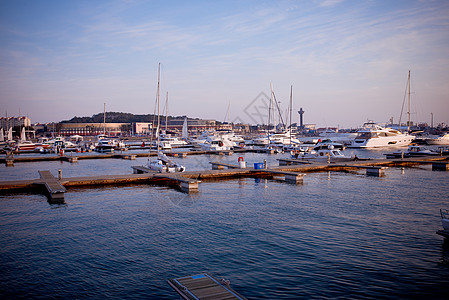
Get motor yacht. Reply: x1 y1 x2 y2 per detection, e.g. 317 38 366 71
384 145 439 159
157 134 188 150
301 146 353 162
349 122 415 148
426 133 449 145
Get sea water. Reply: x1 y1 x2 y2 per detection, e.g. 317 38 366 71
0 150 448 299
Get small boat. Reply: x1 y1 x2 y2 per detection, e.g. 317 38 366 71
301 145 353 162
147 151 185 173
157 134 188 150
313 139 345 150
199 136 233 151
426 133 449 145
95 139 115 153
146 63 185 173
384 145 439 159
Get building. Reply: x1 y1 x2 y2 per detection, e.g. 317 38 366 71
0 116 31 129
53 123 131 136
161 119 217 132
133 122 153 135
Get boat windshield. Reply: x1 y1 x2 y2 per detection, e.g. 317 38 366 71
332 150 343 156
355 132 377 139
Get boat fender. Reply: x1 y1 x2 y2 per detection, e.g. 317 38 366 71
59 149 64 156
218 141 224 147
238 156 244 162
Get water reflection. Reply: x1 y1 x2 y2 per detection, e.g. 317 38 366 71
440 238 449 265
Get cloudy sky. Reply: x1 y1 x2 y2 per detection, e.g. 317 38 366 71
1 0 448 128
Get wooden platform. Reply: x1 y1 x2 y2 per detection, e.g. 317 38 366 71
209 162 240 170
131 166 199 193
1 156 448 198
38 170 67 202
277 158 312 166
168 272 246 300
254 168 306 184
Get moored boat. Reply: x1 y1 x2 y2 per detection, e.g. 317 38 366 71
301 145 353 162
426 133 449 145
349 122 415 148
384 145 440 159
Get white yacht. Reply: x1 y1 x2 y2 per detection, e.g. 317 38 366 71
426 133 449 145
157 134 188 150
349 122 415 148
384 145 439 159
301 146 353 162
199 136 233 151
148 151 185 173
249 130 300 148
319 129 357 145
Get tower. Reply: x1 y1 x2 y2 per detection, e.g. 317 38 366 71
298 107 305 128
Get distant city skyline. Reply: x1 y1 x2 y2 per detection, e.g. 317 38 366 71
1 0 448 128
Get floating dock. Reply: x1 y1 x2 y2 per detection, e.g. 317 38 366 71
0 156 448 200
168 272 246 300
37 170 67 202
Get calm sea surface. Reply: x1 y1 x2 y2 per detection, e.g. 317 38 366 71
1 149 449 299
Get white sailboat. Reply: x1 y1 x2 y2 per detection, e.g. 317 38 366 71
181 117 188 140
7 128 13 141
147 63 185 173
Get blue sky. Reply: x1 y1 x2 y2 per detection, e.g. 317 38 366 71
1 0 448 128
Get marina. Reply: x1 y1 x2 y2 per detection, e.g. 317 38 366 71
2 1 449 298
1 150 448 299
1 152 448 197
1 118 449 299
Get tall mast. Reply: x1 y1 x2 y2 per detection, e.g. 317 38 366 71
408 70 411 132
289 85 292 142
156 63 161 151
103 102 106 135
165 91 168 133
268 82 273 130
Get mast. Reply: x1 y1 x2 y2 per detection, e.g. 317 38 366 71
268 82 273 131
408 70 411 132
103 102 106 135
289 85 292 143
156 63 161 151
165 91 168 133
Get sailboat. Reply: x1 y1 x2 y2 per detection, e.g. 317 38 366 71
15 127 41 151
146 63 185 173
181 117 188 140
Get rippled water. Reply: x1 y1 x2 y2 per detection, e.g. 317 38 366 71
1 151 449 299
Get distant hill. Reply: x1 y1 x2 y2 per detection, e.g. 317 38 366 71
61 112 194 123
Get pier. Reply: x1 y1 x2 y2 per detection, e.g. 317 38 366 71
0 149 250 164
37 170 67 202
0 156 448 200
168 272 246 300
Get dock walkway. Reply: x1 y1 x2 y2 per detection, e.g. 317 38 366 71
168 272 246 300
0 156 448 198
37 170 67 202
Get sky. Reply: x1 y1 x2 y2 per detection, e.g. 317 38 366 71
0 0 448 128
